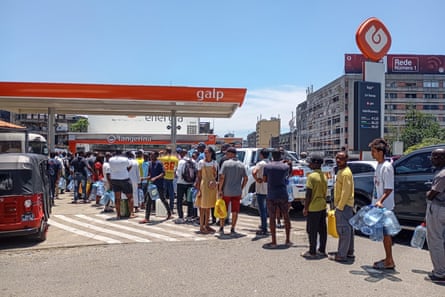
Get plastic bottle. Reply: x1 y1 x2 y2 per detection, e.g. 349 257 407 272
363 206 385 226
410 223 427 249
382 209 402 236
349 205 372 230
369 222 384 241
148 183 160 200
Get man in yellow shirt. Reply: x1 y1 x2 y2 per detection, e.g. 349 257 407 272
159 147 179 214
329 151 355 262
302 153 328 259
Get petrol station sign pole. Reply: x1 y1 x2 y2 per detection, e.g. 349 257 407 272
354 17 392 158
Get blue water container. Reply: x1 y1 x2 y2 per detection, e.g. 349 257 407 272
410 223 427 249
382 209 401 236
370 222 384 241
349 205 372 230
148 183 160 200
363 206 385 226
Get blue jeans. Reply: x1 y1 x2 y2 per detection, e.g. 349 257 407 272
74 173 87 201
164 179 175 212
257 194 268 231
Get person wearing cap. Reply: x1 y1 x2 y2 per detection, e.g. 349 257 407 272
301 152 328 259
218 147 248 235
159 146 179 215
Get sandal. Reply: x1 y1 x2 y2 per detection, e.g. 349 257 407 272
200 228 209 234
372 260 395 270
263 242 278 249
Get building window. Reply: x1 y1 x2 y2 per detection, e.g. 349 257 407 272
424 81 439 88
423 105 439 110
405 93 417 98
424 93 438 99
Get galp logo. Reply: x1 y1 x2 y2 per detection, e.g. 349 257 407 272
356 17 391 62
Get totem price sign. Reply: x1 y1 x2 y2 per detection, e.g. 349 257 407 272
353 81 381 151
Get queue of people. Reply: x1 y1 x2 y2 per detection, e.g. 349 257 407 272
48 139 444 283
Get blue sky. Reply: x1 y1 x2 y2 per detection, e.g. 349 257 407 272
1 0 444 139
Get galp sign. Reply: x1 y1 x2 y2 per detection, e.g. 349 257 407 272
196 88 224 101
356 17 391 62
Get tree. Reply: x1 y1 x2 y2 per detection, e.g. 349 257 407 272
70 118 89 132
400 109 440 149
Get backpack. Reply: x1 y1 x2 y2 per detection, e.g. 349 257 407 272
182 159 197 183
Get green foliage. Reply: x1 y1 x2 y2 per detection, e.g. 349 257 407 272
404 138 445 154
400 109 441 149
70 118 89 132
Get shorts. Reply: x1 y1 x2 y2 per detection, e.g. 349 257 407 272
222 195 241 213
266 199 289 220
111 179 133 195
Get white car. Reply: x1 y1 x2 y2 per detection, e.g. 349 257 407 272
289 164 335 206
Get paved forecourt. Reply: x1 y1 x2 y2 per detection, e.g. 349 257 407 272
27 191 307 249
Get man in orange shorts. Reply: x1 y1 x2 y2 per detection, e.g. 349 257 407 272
218 147 248 235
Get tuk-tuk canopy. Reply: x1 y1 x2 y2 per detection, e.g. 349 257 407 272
0 153 48 196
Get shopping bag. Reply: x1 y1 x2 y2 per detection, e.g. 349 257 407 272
327 209 339 238
214 198 227 219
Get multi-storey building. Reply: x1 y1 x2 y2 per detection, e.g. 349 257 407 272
296 54 445 157
255 117 280 148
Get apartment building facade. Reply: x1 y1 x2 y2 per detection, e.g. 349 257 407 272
296 54 445 157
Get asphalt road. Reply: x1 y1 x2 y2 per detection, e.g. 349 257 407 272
0 192 443 296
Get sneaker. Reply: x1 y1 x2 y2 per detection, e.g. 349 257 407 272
425 274 445 282
317 250 328 258
219 227 224 235
301 251 317 259
174 218 185 224
256 230 268 236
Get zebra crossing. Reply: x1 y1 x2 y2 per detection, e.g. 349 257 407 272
48 211 305 246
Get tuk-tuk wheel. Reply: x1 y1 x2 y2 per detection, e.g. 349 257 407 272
34 220 48 242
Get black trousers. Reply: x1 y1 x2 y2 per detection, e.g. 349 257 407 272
306 209 327 254
144 186 170 220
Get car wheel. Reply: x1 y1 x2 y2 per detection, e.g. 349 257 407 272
291 201 304 211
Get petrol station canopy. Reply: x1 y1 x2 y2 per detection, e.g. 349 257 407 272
0 82 247 118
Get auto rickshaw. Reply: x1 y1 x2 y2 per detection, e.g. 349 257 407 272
0 153 51 241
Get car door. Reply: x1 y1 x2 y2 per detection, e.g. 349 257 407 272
393 151 433 223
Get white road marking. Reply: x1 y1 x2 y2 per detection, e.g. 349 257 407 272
49 219 121 244
53 215 150 243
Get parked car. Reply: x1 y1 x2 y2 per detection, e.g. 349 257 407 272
289 164 335 210
215 147 302 209
351 144 445 229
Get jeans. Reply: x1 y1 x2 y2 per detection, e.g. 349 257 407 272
306 209 327 254
49 176 57 202
256 194 268 231
164 179 175 212
176 183 193 219
74 173 87 201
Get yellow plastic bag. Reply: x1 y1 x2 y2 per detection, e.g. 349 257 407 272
327 209 339 238
214 198 227 219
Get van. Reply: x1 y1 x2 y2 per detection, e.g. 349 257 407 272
0 132 49 155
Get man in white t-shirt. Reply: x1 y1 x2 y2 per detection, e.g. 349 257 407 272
252 148 269 235
369 138 395 270
109 151 135 219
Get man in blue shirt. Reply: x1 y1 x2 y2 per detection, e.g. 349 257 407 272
263 149 292 248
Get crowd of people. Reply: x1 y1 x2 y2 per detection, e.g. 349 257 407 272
46 138 445 282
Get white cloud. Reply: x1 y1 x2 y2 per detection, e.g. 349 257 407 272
204 85 307 139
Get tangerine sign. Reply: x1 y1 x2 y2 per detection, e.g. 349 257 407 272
356 17 391 62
